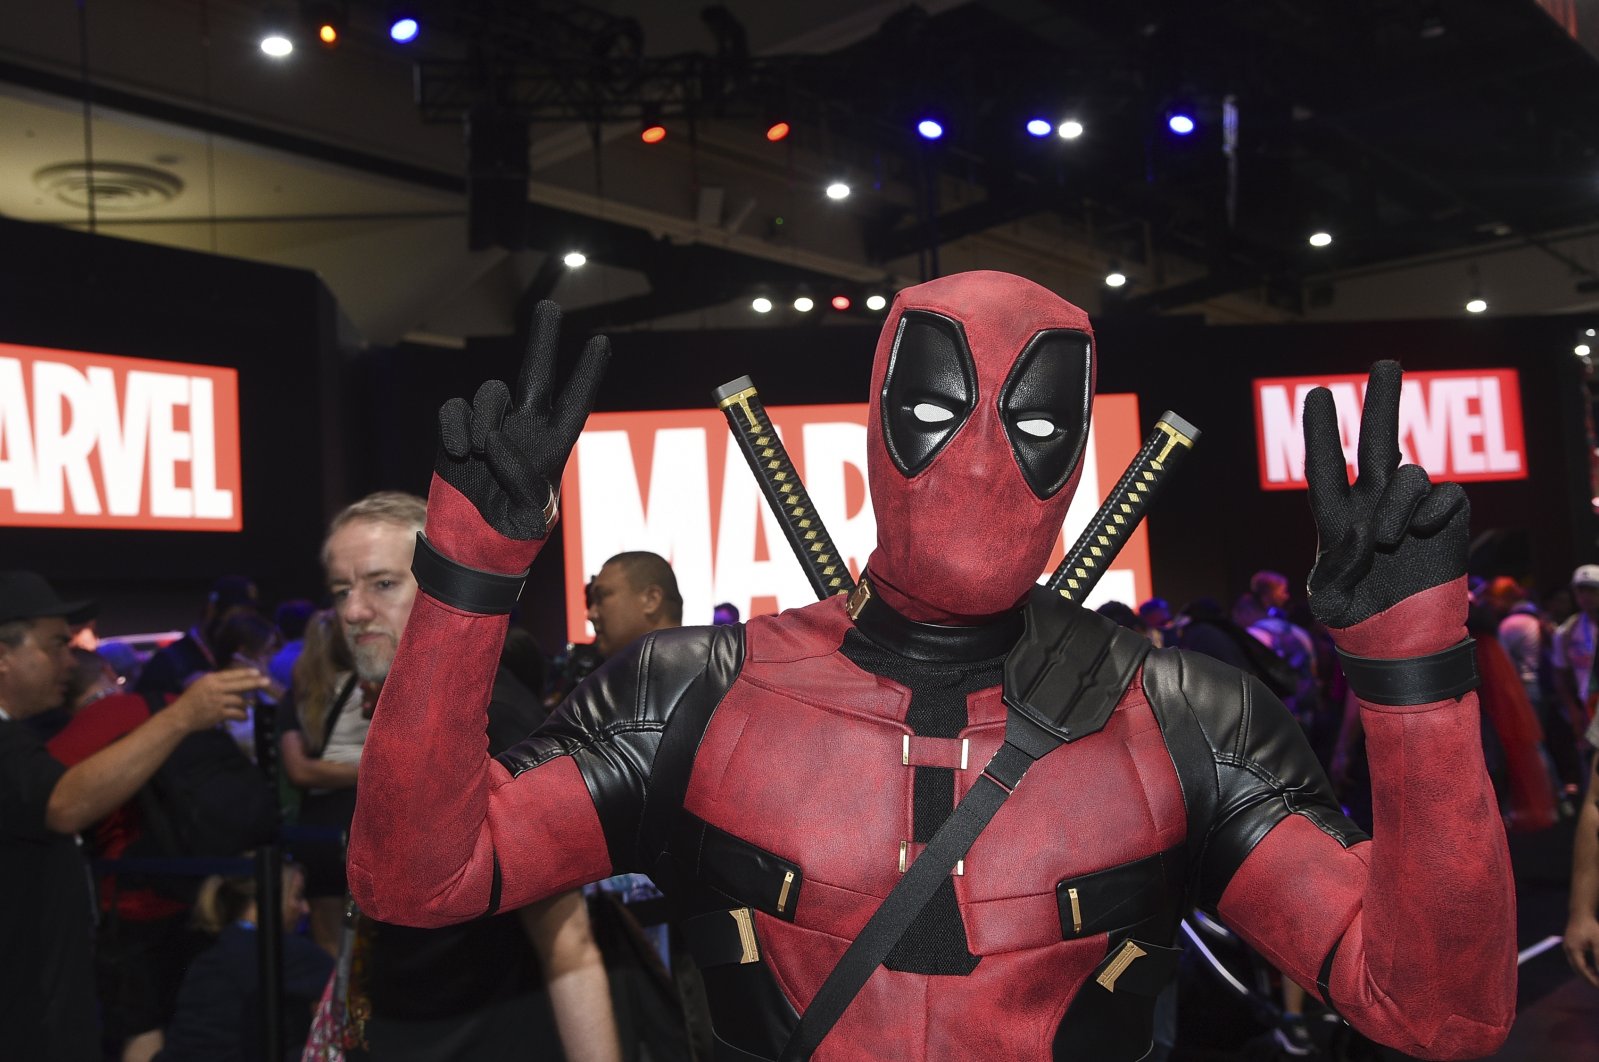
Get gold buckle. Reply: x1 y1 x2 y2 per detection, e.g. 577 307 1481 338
846 578 873 620
1095 939 1148 992
1067 887 1083 934
729 908 760 964
776 870 795 913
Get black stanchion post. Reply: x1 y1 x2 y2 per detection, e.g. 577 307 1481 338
254 698 284 1061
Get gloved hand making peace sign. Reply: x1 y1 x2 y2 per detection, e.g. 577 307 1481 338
1302 360 1477 700
433 301 611 541
415 301 611 611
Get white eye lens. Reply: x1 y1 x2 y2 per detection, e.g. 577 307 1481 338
913 402 955 424
1017 418 1054 438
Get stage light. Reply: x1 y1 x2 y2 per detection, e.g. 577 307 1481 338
1587 328 1596 337
641 103 666 144
917 119 944 140
1577 344 1592 357
866 294 887 311
563 251 586 268
389 16 419 43
1308 231 1333 247
318 23 338 44
794 296 815 312
831 295 852 311
1105 271 1127 288
1465 298 1488 314
306 2 344 47
766 121 790 142
752 297 773 314
260 32 294 57
1057 120 1084 140
1026 119 1052 137
1168 113 1195 135
825 182 850 200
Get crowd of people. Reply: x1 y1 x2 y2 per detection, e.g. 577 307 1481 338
5 512 1598 1061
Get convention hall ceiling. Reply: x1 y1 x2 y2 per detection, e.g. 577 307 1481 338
3 0 1599 345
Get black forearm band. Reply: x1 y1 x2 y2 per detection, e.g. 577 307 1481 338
1336 638 1478 706
411 532 528 615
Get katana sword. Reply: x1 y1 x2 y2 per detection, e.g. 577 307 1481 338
714 375 857 599
1046 410 1200 603
715 374 1198 606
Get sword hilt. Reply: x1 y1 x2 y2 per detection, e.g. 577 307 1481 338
1048 411 1200 603
715 376 857 599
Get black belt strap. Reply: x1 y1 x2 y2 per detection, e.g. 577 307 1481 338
411 532 528 615
1336 638 1478 706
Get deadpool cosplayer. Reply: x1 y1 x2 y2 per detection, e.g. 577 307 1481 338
348 271 1515 1060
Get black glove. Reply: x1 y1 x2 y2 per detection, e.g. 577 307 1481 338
1302 360 1469 630
435 301 610 540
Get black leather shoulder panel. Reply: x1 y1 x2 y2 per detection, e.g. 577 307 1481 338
495 623 745 871
1141 646 1368 912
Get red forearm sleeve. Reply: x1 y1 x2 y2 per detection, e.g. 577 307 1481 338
346 476 613 927
1218 582 1516 1060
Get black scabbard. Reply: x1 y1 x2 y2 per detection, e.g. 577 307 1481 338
1048 411 1200 604
714 376 857 599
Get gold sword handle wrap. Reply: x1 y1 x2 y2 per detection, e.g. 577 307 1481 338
714 375 857 600
1046 411 1200 603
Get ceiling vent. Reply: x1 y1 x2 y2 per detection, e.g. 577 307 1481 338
33 162 183 212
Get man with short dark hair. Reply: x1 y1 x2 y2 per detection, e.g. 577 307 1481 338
0 570 265 1061
586 550 684 658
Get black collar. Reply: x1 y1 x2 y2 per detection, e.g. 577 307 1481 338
845 575 1024 663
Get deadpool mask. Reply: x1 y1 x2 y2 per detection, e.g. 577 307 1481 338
863 271 1096 624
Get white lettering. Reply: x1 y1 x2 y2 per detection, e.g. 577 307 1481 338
31 361 102 515
575 428 714 630
139 371 193 517
1400 378 1447 473
1477 378 1522 473
713 431 813 619
800 422 877 584
1440 378 1486 475
1258 384 1301 485
187 377 233 519
0 358 44 512
99 369 151 517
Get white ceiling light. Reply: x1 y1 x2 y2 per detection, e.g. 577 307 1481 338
260 34 294 58
1465 298 1488 314
865 294 887 311
825 182 851 200
562 251 586 268
751 296 773 313
794 296 815 312
1104 271 1127 288
1057 120 1084 140
1308 231 1333 247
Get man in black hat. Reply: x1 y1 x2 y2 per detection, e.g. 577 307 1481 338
0 570 268 1061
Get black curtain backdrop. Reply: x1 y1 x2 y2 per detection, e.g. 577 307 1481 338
0 219 344 633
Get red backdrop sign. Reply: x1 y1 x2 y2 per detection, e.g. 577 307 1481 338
560 395 1151 642
0 343 242 530
1254 369 1527 491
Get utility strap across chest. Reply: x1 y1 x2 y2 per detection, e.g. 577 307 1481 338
778 603 1148 1061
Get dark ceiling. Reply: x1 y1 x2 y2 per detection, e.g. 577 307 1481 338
374 0 1599 324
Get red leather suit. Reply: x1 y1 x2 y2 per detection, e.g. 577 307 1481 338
348 272 1515 1060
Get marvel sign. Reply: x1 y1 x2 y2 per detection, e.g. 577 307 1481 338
559 396 1151 641
1254 369 1527 492
0 343 242 530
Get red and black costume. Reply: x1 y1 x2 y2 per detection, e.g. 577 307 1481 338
349 271 1516 1060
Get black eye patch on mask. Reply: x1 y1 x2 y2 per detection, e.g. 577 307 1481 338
996 330 1093 499
880 310 978 477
